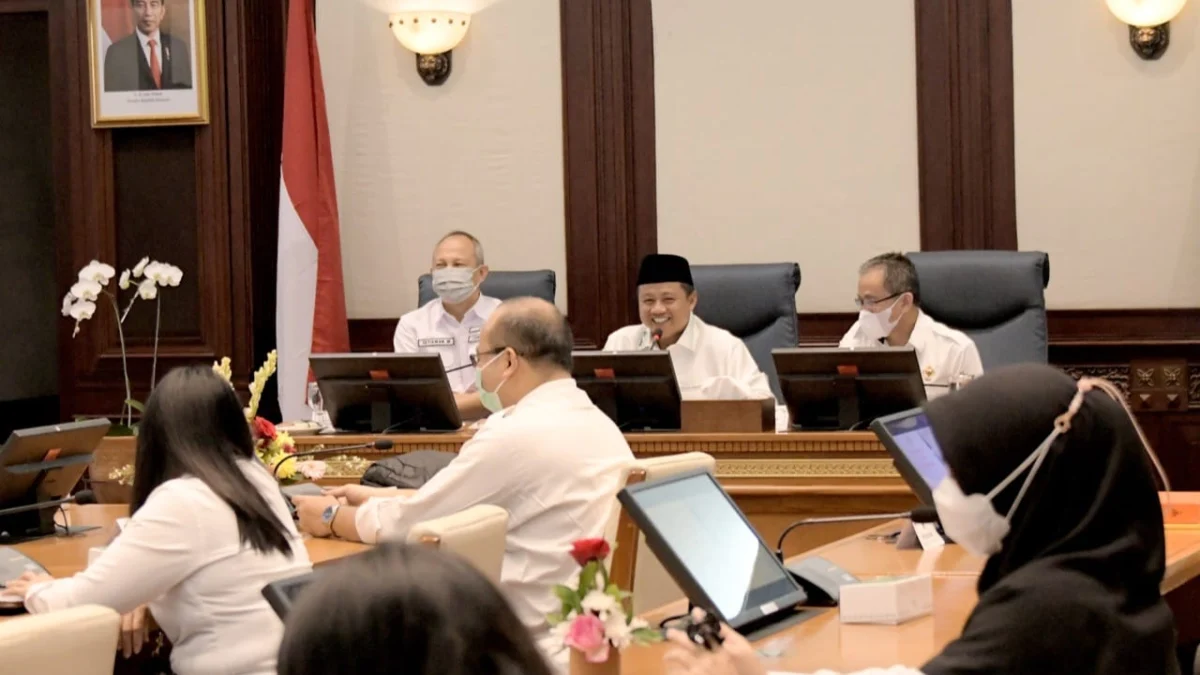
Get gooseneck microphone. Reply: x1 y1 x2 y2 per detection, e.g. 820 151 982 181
651 328 663 349
272 439 395 480
774 506 938 562
0 490 96 518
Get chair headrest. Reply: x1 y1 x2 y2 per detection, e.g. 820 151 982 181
906 251 1049 328
417 270 556 307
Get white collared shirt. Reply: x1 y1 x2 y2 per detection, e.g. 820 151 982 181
354 378 634 641
25 460 312 675
393 295 501 393
135 29 164 77
839 309 984 399
602 314 775 402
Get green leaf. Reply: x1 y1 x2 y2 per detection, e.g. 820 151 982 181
546 611 564 626
553 585 582 615
578 561 599 597
125 398 145 413
631 627 664 644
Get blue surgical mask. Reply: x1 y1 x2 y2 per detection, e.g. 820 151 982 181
475 352 510 413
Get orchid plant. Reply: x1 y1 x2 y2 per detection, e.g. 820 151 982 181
62 258 183 430
548 538 661 664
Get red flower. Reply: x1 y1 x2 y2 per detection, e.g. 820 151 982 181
252 417 277 441
570 538 611 567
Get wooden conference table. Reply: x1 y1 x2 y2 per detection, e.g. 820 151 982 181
11 498 1200 672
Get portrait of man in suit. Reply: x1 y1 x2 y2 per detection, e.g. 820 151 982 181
103 0 192 92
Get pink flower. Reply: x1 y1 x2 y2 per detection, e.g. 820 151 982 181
296 460 327 481
564 613 609 663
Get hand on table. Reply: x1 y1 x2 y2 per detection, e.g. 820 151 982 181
321 484 398 506
663 610 766 675
2 571 54 598
119 605 150 658
292 495 339 538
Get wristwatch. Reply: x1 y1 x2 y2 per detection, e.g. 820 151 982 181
321 503 340 537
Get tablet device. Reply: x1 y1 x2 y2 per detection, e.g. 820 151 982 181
618 470 809 634
870 407 950 505
262 573 316 619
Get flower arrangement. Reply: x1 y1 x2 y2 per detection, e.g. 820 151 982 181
62 258 183 430
548 538 660 666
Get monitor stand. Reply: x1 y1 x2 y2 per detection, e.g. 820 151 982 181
834 374 861 430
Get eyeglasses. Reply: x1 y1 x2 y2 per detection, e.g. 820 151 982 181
854 292 902 310
469 346 509 368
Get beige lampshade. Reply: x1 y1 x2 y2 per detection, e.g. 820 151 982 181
1106 0 1187 26
389 11 470 55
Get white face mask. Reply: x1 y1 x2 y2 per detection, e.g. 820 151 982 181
432 266 479 304
857 298 904 342
932 377 1171 558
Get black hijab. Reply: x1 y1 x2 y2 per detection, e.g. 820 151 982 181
920 364 1178 675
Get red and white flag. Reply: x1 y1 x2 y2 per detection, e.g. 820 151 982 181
277 0 349 421
98 0 134 51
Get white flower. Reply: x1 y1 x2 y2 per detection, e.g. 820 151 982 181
68 300 96 321
628 617 648 631
132 257 149 278
69 280 102 301
61 293 74 317
118 269 131 290
296 460 327 481
581 590 618 618
550 617 572 645
136 278 158 300
143 261 181 287
77 260 115 284
604 609 634 650
161 264 183 287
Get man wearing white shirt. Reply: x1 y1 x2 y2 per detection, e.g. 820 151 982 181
295 298 634 658
393 231 500 420
839 252 983 398
604 253 774 402
104 0 193 92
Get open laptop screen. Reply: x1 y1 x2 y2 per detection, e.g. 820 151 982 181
619 471 806 629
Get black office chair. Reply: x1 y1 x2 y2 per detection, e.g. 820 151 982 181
416 270 556 307
905 251 1051 369
689 263 802 400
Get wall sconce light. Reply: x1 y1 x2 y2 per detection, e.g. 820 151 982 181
388 11 471 86
1107 0 1187 60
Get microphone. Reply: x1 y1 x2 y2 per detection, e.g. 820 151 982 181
650 328 663 350
774 506 938 561
0 490 96 518
445 363 473 374
272 439 395 480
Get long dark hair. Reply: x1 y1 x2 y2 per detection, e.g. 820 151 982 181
278 543 554 675
133 365 293 558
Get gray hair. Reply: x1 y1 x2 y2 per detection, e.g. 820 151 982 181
492 298 573 371
859 252 921 304
437 230 485 266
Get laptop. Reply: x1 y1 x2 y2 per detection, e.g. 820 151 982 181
869 407 951 505
618 470 817 637
262 573 317 619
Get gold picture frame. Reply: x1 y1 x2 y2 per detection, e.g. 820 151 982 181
86 0 210 128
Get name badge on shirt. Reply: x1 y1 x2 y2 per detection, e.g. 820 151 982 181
467 326 482 344
418 337 455 348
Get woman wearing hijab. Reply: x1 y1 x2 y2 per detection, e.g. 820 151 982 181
664 364 1179 675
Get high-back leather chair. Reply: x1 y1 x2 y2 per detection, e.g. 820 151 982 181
905 251 1051 368
689 263 801 399
417 270 556 307
0 605 120 675
606 452 717 615
407 504 509 586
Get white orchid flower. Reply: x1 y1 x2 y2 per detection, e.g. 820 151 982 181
77 260 115 284
61 293 74 317
118 269 131 290
69 280 102 301
142 261 163 283
68 299 96 337
161 264 183 287
132 257 149 278
137 278 158 300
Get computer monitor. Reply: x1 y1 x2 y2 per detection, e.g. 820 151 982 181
0 419 110 541
772 347 926 430
262 572 316 619
571 351 682 431
310 354 461 433
618 470 810 634
870 407 950 505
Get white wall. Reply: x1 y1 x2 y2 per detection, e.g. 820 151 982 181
1014 0 1200 309
652 0 920 313
317 0 566 318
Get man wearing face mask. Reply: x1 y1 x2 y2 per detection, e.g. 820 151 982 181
839 253 982 397
296 297 634 664
604 254 774 401
393 231 499 419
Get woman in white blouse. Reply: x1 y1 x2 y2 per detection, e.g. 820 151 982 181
5 365 312 675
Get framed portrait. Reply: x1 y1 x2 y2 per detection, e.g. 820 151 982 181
87 0 209 127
